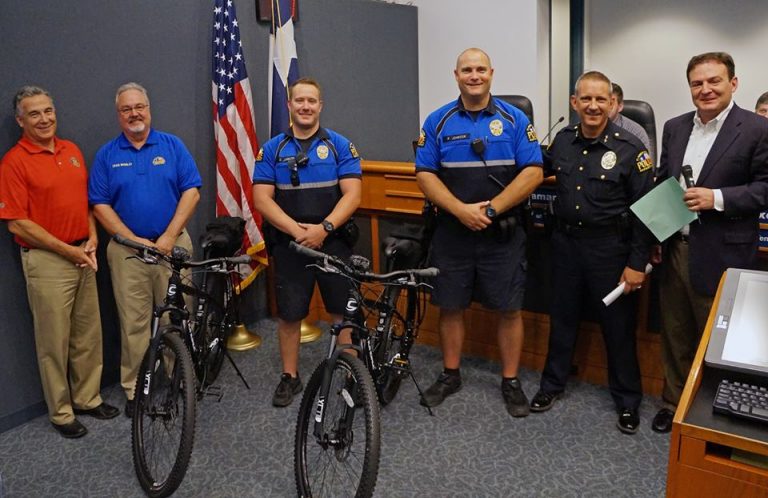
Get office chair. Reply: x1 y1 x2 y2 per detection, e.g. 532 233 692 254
496 95 534 126
621 99 657 165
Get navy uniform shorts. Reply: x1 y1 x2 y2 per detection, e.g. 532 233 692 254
272 236 353 322
429 219 527 311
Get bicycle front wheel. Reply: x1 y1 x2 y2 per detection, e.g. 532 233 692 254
132 328 197 498
295 353 381 498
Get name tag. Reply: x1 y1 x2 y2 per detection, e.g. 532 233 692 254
444 133 469 142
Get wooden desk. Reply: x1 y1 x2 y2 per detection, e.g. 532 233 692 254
667 277 768 497
307 160 664 396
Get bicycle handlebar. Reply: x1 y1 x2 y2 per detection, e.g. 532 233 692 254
112 234 253 268
289 241 439 280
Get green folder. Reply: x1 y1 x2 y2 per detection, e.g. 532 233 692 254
630 177 698 242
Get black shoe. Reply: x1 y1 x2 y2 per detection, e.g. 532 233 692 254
420 372 462 407
74 403 120 420
51 419 88 439
617 408 640 434
652 408 674 433
272 373 303 407
501 378 530 417
124 399 134 418
530 390 561 412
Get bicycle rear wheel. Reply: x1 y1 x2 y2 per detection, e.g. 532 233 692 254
197 273 230 386
373 292 410 405
295 353 381 498
132 328 196 498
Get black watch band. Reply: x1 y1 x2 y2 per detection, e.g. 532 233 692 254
322 220 335 233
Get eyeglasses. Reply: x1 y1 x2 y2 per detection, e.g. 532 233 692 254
118 104 149 116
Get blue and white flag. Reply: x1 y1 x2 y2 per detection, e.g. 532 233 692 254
268 0 299 137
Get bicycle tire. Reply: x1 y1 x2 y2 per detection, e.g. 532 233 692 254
295 353 381 498
132 328 197 498
197 273 229 386
373 298 409 406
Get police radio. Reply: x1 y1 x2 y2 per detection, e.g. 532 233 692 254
471 137 505 191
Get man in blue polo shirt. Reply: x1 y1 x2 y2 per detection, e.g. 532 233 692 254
253 78 362 407
89 82 202 416
415 48 543 417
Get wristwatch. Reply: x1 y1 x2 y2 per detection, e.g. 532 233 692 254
485 204 497 220
322 220 335 233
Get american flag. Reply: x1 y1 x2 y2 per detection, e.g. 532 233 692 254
212 0 267 288
268 0 299 137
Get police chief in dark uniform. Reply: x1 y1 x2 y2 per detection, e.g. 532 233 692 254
415 48 544 417
253 78 362 407
529 71 654 434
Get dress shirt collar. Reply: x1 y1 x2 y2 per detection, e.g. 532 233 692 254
693 99 734 131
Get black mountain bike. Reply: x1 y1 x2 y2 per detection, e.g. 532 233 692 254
290 241 437 498
113 234 252 498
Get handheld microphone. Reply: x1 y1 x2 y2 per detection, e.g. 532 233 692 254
541 116 565 144
681 165 695 189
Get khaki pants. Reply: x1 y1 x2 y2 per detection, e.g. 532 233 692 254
21 248 104 425
107 231 193 399
659 238 714 406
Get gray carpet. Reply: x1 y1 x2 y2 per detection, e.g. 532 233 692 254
0 318 669 497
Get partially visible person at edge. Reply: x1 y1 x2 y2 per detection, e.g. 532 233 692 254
609 82 655 162
415 48 544 417
252 78 362 407
88 82 202 418
0 85 119 438
651 52 768 433
529 71 654 435
755 91 768 118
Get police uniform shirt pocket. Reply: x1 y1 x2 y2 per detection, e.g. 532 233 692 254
587 166 622 201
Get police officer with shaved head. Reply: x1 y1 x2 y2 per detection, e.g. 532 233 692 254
415 48 544 417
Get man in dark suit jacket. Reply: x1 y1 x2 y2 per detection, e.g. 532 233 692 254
652 52 768 433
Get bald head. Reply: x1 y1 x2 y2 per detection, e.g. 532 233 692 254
456 48 492 70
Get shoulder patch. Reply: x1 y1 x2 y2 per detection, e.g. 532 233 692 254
526 123 538 142
636 150 653 173
256 147 264 162
417 129 426 147
349 142 360 159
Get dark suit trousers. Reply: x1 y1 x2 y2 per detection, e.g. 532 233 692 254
540 230 643 410
659 238 714 406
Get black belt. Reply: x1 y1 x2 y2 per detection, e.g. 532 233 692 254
555 220 621 238
21 238 88 252
148 231 184 243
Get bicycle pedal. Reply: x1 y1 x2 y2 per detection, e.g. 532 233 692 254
202 385 224 402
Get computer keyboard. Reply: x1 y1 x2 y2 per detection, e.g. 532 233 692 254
713 379 768 424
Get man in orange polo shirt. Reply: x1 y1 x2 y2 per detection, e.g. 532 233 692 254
0 86 118 438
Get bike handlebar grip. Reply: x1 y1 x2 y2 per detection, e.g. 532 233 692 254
289 241 326 260
113 233 147 251
418 267 440 278
230 255 255 265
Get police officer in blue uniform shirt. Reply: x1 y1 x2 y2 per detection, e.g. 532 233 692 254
253 78 362 407
415 48 544 417
529 71 654 434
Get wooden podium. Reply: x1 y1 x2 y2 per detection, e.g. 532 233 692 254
667 275 768 497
